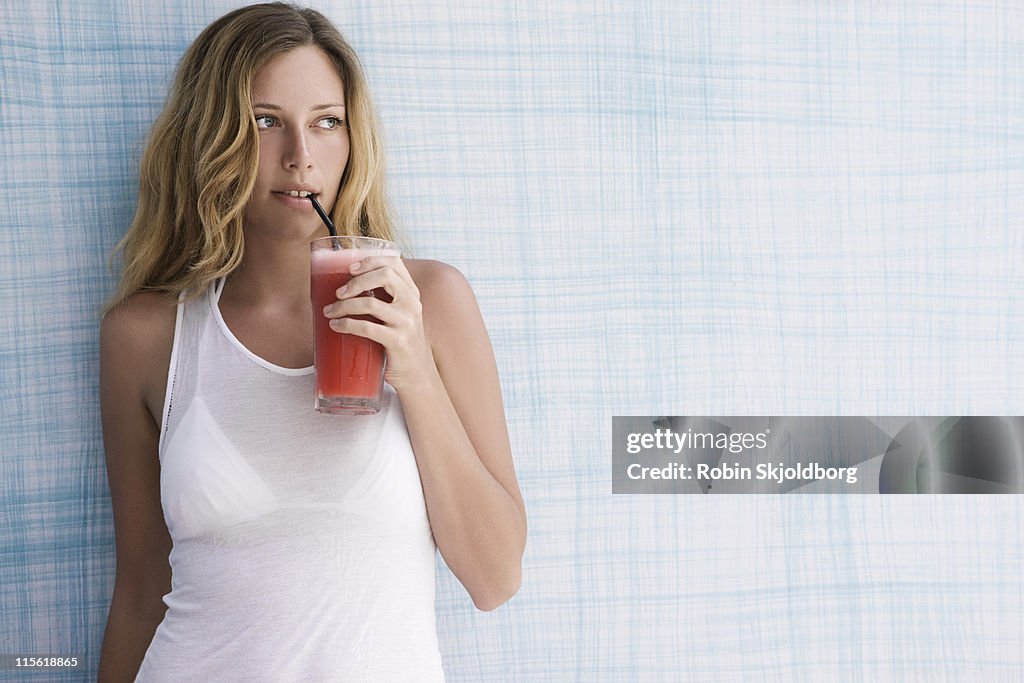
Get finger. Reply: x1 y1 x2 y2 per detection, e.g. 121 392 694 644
389 256 417 291
337 263 414 302
351 255 416 291
328 316 395 346
323 295 399 324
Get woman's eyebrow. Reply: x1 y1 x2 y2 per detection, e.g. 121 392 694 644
252 102 345 111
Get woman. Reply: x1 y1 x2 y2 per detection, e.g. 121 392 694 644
97 4 526 680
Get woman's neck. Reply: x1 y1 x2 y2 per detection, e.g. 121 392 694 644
220 234 313 314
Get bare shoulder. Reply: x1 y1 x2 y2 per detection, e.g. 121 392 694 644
101 290 179 359
403 258 470 292
101 290 179 425
102 290 179 329
402 259 478 345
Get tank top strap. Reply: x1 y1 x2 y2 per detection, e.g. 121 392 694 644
157 289 188 456
158 282 218 460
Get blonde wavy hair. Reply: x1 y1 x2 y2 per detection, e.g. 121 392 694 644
105 2 403 312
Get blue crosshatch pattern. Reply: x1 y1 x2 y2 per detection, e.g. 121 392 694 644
1 1 1022 680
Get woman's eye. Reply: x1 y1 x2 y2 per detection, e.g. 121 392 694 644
254 114 277 129
317 117 345 130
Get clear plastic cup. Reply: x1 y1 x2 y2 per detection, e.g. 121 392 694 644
310 236 400 414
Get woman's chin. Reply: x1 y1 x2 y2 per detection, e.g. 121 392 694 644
243 217 322 243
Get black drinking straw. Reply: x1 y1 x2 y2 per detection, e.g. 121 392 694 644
308 195 340 248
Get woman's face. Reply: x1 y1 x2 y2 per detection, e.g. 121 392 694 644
243 45 350 240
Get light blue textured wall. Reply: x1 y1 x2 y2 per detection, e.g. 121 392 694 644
1 1 1021 680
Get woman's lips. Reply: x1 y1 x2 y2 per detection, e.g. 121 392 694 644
273 192 316 211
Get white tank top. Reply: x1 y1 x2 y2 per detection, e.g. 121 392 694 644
135 277 444 682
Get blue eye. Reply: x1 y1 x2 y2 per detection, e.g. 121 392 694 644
318 116 345 130
255 114 277 129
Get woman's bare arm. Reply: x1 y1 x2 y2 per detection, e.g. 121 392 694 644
324 258 527 610
396 262 527 610
97 293 177 682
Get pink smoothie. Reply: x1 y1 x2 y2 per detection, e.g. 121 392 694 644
310 247 397 408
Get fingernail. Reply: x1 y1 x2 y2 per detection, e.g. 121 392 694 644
337 285 347 296
350 261 361 272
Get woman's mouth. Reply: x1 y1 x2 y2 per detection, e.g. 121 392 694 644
273 191 318 210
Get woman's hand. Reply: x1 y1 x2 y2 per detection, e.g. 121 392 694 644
321 255 435 392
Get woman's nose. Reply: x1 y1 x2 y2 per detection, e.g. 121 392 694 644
283 127 314 170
